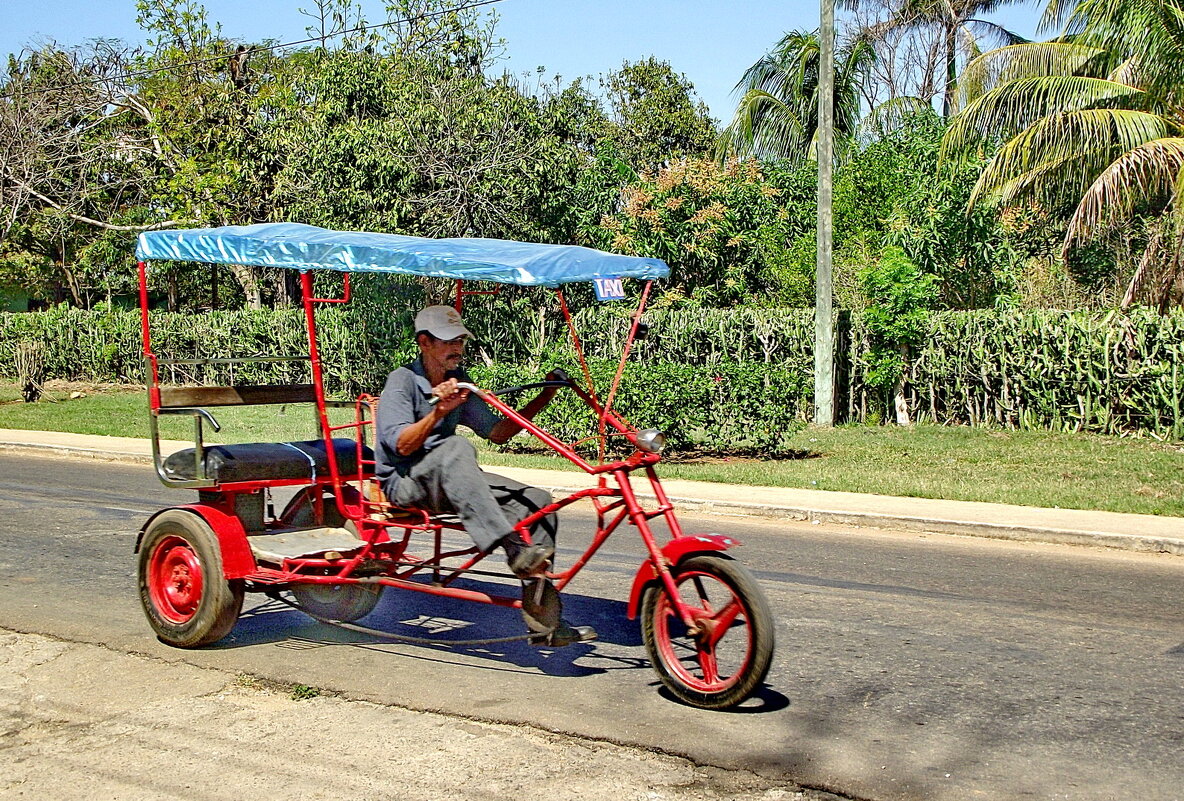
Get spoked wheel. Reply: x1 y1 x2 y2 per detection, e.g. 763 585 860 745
138 510 244 648
280 488 384 622
641 554 774 709
289 582 383 622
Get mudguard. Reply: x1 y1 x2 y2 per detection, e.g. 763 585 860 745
626 533 740 619
135 505 257 579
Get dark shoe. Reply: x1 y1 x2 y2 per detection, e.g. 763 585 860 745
529 621 598 648
502 534 554 578
520 578 596 647
521 577 562 633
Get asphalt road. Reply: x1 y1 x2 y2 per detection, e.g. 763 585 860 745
0 452 1181 801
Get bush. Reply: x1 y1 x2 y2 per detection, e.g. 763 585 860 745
470 359 809 456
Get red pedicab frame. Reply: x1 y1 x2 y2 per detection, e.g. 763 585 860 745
134 232 774 710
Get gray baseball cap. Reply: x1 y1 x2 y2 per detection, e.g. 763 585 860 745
414 305 473 340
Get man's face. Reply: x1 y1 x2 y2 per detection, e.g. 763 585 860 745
418 332 467 372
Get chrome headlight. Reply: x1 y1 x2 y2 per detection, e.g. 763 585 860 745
636 428 666 453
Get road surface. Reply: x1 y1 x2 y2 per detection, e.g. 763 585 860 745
0 453 1181 800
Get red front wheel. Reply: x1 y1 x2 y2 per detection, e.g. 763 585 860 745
138 510 244 648
641 554 774 709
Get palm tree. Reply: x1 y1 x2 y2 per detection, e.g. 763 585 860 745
942 0 1184 307
866 0 1029 116
718 30 873 162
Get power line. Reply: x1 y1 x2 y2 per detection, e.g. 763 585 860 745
0 0 508 102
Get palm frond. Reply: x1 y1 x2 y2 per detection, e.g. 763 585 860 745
718 89 808 160
732 30 819 102
861 97 939 138
957 42 1106 106
1121 221 1165 307
942 76 1144 164
1067 136 1184 243
1068 0 1184 53
1039 0 1079 36
962 18 1031 48
970 108 1170 206
1107 56 1144 87
721 28 868 162
983 151 1082 208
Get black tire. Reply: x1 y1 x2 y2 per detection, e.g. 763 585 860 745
279 486 345 528
138 509 244 648
641 553 774 710
279 487 384 621
290 582 383 622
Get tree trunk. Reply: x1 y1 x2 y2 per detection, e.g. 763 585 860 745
942 23 957 117
58 241 84 308
271 269 301 308
894 344 912 426
228 264 265 309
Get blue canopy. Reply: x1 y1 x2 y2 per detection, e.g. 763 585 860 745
136 223 669 287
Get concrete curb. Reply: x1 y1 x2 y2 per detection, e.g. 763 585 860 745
4 439 1182 557
533 488 1184 557
0 442 155 463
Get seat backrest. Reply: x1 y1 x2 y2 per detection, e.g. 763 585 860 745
158 384 318 408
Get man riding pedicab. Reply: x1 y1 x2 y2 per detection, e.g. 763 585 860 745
374 305 597 647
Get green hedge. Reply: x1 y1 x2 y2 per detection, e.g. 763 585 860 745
469 359 808 455
897 308 1184 437
3 303 1183 444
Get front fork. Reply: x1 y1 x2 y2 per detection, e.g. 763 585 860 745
617 469 740 632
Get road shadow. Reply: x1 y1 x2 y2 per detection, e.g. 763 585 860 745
220 578 647 679
655 683 791 714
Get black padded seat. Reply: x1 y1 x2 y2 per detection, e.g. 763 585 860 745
162 438 372 484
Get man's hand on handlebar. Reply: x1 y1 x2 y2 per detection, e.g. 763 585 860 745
432 377 470 414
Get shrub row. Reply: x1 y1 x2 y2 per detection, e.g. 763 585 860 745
3 304 1183 444
890 308 1184 437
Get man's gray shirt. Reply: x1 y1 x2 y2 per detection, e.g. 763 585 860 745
375 358 501 496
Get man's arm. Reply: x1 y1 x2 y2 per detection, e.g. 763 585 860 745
487 371 562 445
396 378 469 456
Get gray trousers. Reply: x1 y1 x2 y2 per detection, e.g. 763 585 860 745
387 436 557 553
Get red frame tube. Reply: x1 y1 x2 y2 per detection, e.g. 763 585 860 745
138 261 161 410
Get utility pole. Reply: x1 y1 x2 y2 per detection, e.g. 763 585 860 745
814 0 836 426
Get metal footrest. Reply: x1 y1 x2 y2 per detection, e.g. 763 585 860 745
249 526 364 562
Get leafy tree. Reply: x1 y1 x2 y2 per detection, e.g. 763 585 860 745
275 52 588 245
0 41 186 306
836 112 1024 308
601 57 717 173
859 245 938 423
718 30 873 163
132 0 306 306
588 156 816 306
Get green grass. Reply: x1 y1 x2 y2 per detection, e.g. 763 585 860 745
3 382 1183 517
0 383 351 443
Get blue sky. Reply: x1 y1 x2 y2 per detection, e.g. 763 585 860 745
2 0 1046 122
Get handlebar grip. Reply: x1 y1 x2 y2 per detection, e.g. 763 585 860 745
426 381 480 406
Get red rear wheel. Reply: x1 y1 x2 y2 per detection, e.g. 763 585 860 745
147 535 205 623
641 554 774 709
138 510 244 648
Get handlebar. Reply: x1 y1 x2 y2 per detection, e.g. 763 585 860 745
426 369 573 406
426 381 482 406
